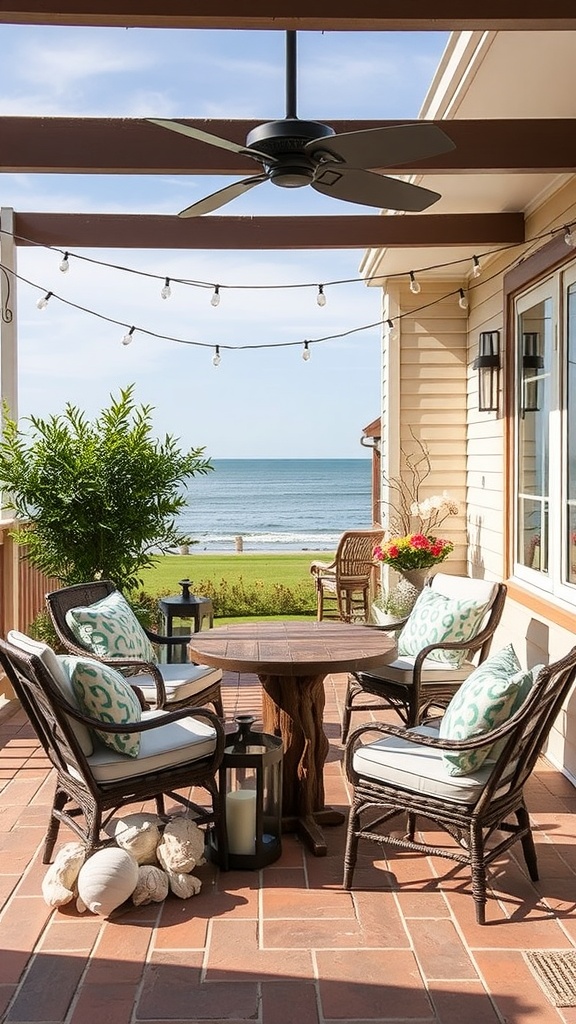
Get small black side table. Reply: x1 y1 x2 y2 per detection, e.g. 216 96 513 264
158 581 214 663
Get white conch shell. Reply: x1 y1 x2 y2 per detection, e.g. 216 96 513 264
156 817 205 873
42 842 86 907
131 864 169 906
77 848 139 916
168 871 202 899
113 813 163 865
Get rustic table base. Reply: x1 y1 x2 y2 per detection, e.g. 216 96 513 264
260 671 343 857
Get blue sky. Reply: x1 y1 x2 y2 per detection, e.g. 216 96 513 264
0 25 449 458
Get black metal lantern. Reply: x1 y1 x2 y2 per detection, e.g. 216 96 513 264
521 331 544 413
473 330 501 412
209 714 283 870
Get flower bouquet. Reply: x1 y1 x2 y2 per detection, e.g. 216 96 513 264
373 534 454 572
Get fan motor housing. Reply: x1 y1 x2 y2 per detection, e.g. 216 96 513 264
247 119 335 188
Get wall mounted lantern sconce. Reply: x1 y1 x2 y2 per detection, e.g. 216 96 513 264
473 330 501 412
521 332 544 413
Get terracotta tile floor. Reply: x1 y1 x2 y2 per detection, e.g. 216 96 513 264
2 668 576 1023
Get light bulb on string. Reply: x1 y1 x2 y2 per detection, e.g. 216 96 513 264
212 345 221 366
161 277 171 299
121 326 135 346
458 288 468 310
211 285 221 307
385 318 396 340
59 252 70 273
36 291 52 311
409 271 421 294
316 284 327 307
302 341 311 361
564 225 576 248
472 255 481 278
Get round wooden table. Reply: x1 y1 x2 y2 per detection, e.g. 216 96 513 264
188 620 396 856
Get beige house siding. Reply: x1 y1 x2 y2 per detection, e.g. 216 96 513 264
380 280 468 578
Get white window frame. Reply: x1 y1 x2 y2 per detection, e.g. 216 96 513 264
512 263 576 607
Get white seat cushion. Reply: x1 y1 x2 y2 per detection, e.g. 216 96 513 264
83 710 217 783
352 723 493 803
359 655 476 685
137 663 222 704
7 630 93 756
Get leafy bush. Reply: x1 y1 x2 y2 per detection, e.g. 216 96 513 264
0 384 212 591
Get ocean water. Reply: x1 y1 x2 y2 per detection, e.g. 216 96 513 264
179 459 372 553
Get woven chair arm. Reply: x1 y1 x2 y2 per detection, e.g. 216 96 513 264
310 559 336 577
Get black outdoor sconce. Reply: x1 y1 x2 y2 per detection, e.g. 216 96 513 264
473 330 501 412
521 331 544 413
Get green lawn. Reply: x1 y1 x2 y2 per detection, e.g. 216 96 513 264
138 551 333 595
137 550 333 622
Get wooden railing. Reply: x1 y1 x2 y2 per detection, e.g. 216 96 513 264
0 519 61 700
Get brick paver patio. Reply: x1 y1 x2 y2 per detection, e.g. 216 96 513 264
1 667 576 1023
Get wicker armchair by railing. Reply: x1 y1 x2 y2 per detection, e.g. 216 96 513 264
0 633 226 863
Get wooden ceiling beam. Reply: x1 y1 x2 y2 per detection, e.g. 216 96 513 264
0 2 575 30
12 212 525 249
2 118 575 175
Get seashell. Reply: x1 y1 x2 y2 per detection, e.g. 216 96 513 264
42 842 87 908
113 813 163 865
156 817 205 873
77 848 139 916
168 871 202 899
131 864 169 906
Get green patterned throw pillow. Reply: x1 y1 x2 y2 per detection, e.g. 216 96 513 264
397 587 489 668
65 590 156 664
62 656 142 757
439 644 525 776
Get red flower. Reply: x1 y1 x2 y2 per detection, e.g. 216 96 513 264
387 544 400 558
409 534 430 549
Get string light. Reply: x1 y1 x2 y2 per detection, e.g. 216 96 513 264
36 291 52 310
0 267 13 323
472 255 481 278
161 277 171 299
302 341 311 361
409 271 421 294
211 285 221 307
458 288 468 310
59 252 70 273
212 345 221 366
121 326 135 346
564 225 575 248
316 284 327 307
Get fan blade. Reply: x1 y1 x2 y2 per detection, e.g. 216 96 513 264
311 164 441 212
147 119 272 162
307 123 455 170
178 175 268 217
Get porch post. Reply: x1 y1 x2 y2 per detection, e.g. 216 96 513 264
0 208 19 697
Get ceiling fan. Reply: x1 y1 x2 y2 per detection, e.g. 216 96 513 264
148 32 455 218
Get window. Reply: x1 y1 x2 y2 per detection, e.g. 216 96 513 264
513 263 576 602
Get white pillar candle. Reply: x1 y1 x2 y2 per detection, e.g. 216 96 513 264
226 789 257 856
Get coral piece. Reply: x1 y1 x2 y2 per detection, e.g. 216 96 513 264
156 817 205 873
41 841 86 908
132 864 169 906
77 848 139 916
113 812 164 865
168 871 202 899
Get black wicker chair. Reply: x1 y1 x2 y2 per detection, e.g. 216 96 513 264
343 644 576 924
46 580 224 717
0 634 227 863
341 575 507 739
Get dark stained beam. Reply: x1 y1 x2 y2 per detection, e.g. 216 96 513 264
0 2 575 30
2 118 576 175
12 212 525 249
